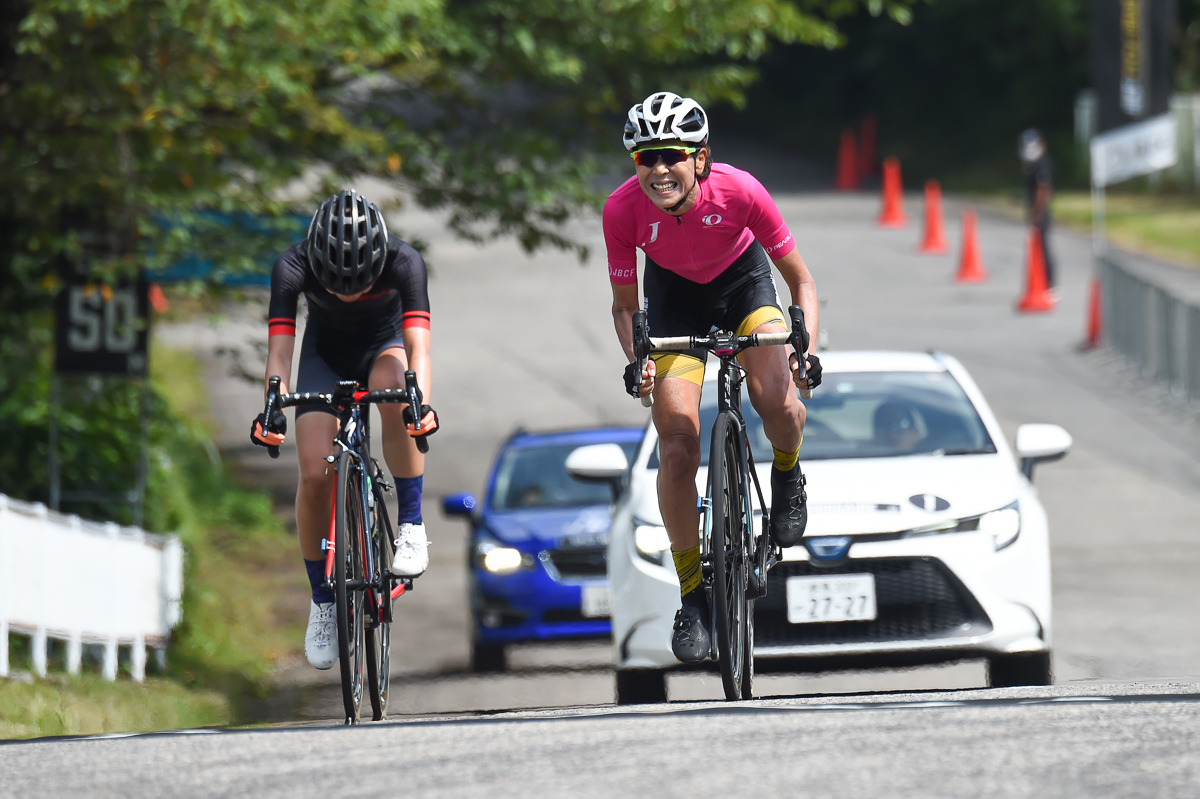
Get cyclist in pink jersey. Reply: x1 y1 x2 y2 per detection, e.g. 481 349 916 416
603 92 822 663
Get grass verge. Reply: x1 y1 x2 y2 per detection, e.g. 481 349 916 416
982 190 1200 268
0 675 228 740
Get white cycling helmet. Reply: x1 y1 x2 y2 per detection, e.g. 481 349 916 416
623 92 709 151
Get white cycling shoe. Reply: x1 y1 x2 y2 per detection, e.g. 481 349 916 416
391 522 429 577
305 600 338 670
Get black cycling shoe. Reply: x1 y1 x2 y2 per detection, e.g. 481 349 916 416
671 592 712 664
770 463 808 547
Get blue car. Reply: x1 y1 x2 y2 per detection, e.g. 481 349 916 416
443 426 643 672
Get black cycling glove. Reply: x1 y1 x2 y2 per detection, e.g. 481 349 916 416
804 354 823 390
251 410 287 448
403 404 440 438
623 362 642 399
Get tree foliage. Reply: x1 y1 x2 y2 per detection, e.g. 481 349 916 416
2 0 918 276
0 0 922 516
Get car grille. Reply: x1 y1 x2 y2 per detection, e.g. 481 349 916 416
543 548 607 580
754 557 991 647
542 608 609 623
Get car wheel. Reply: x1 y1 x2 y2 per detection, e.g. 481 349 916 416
471 640 507 673
615 669 667 705
988 651 1052 687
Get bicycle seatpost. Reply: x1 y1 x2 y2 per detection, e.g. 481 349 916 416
404 369 430 454
788 305 814 401
632 309 653 408
265 375 282 459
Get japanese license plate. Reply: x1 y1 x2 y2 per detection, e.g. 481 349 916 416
581 584 611 618
786 574 877 624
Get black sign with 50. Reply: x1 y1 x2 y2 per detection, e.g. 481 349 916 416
54 267 149 376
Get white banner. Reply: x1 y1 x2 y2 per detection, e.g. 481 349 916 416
1091 113 1177 187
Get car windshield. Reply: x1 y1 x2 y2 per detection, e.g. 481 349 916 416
491 441 641 511
648 371 995 467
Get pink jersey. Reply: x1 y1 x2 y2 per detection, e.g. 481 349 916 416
603 163 795 286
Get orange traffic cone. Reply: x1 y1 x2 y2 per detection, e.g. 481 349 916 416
858 115 878 177
835 129 858 190
1017 228 1056 313
1085 277 1102 347
954 210 987 283
918 180 949 254
878 157 905 228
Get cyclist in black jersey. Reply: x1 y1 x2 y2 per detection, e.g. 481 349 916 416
251 190 438 670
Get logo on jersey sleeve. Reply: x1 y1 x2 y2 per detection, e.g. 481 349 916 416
765 233 793 256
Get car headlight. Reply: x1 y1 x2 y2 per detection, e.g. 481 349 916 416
633 521 671 565
906 500 1021 550
474 534 534 575
979 501 1021 550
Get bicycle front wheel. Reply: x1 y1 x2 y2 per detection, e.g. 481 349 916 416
709 411 753 701
335 450 367 724
366 485 393 721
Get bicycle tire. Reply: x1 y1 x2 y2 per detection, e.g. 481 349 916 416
335 450 367 723
709 411 752 700
366 483 393 721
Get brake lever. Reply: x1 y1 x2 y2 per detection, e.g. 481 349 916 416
265 376 282 458
404 369 430 454
632 309 653 408
788 305 814 401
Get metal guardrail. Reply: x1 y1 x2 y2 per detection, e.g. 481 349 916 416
0 495 183 681
1099 254 1200 401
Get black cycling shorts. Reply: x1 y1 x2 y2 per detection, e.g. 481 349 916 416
295 324 405 418
643 242 785 385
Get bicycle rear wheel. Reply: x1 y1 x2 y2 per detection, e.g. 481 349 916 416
709 411 753 700
335 451 367 723
366 483 393 721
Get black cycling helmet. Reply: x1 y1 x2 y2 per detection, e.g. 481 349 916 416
306 190 389 295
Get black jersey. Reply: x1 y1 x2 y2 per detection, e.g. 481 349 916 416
1023 155 1053 218
267 233 430 338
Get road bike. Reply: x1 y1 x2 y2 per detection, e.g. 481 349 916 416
261 370 431 723
632 306 812 700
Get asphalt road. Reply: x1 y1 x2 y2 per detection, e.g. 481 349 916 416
34 162 1200 795
4 685 1200 797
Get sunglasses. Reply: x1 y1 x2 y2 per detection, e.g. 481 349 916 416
630 146 698 168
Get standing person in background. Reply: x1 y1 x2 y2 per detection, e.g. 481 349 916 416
1019 128 1056 292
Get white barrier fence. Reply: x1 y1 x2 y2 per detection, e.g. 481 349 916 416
0 495 183 681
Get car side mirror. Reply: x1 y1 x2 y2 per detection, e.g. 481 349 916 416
442 492 478 518
1015 424 1072 481
565 443 629 502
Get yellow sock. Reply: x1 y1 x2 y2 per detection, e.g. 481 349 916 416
672 545 702 597
773 444 801 471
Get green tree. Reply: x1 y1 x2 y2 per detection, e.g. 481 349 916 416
0 0 919 515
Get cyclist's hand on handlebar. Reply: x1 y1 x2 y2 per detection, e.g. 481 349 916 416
623 359 655 399
403 404 439 439
251 411 287 448
789 352 823 391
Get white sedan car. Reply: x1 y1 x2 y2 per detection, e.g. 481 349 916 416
573 350 1071 704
